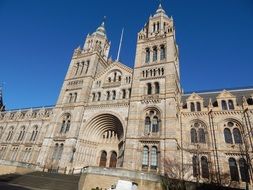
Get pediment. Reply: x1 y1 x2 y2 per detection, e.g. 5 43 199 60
186 93 203 101
96 61 132 80
216 90 235 99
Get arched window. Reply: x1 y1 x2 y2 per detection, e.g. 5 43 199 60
192 156 199 177
52 143 59 160
153 47 157 62
147 83 152 95
196 102 201 111
69 93 73 103
160 45 166 60
190 102 195 112
221 100 228 110
157 22 160 31
153 23 155 32
191 128 198 143
75 63 79 75
154 82 160 94
112 90 116 100
57 143 64 160
118 75 121 81
145 48 150 63
6 127 14 141
151 146 158 169
97 92 101 101
79 62 84 74
108 77 111 82
113 72 117 82
122 89 126 99
0 126 3 140
239 158 250 182
152 116 159 133
99 151 107 167
145 117 151 134
109 151 117 168
60 114 71 134
106 91 110 100
73 93 77 102
224 128 233 144
233 128 242 144
228 100 234 110
92 93 95 101
198 128 206 143
30 126 38 141
85 60 90 74
142 146 149 168
229 158 239 181
18 126 25 141
201 156 209 178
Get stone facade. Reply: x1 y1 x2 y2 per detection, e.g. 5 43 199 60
0 4 252 189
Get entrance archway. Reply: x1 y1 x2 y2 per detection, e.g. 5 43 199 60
99 151 107 167
84 113 124 168
109 151 117 168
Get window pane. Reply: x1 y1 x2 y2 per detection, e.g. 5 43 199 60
239 158 250 182
222 100 228 110
233 128 242 144
224 128 233 144
229 158 239 181
191 128 197 143
150 147 157 169
198 128 206 143
142 147 149 167
201 156 209 179
192 156 199 177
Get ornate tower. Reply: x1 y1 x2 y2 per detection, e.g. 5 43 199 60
123 4 181 173
38 21 111 169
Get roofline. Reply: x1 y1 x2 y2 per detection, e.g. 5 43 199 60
2 105 55 112
183 86 253 96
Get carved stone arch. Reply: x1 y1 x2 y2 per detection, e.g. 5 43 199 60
143 106 162 117
217 117 243 127
189 119 208 129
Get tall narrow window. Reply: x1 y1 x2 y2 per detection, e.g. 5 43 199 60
65 120 71 133
0 127 3 140
191 128 198 143
30 126 38 141
79 62 84 74
229 158 239 181
190 102 195 112
192 156 199 177
157 22 160 31
60 114 71 134
99 151 107 167
151 146 158 169
152 116 159 133
228 100 234 110
154 82 160 94
160 45 166 60
142 146 149 168
122 89 126 99
85 61 90 74
153 47 157 62
92 93 95 102
112 90 116 100
18 126 25 141
52 143 59 160
57 144 64 160
239 158 250 182
233 128 242 144
224 128 233 144
147 83 152 95
201 156 209 178
221 100 228 110
145 48 150 63
69 93 73 103
6 127 14 141
106 91 110 100
97 92 101 101
145 117 151 134
196 102 201 111
198 128 206 143
75 63 79 76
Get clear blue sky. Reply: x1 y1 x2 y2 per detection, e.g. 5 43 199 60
0 0 253 109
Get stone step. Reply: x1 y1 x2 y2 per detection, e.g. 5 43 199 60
0 172 80 190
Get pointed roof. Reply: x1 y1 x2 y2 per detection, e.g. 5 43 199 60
93 21 107 37
153 3 168 18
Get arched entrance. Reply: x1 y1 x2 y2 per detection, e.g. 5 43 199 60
99 151 107 167
109 151 117 168
84 113 124 168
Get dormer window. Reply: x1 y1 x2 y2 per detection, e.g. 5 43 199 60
221 99 235 110
190 102 201 112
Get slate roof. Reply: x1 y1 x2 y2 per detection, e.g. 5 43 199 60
182 87 253 108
